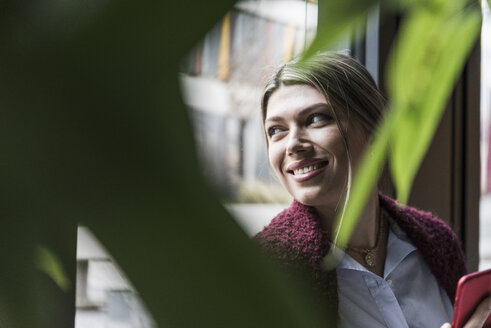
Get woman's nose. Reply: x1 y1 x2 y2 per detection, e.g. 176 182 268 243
286 128 311 156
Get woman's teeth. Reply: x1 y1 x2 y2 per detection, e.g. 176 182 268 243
293 163 322 175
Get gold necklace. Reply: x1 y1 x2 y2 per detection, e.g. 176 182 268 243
346 210 385 268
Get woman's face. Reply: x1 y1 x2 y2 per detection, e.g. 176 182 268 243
264 84 367 209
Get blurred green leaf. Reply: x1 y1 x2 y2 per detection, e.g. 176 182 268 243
303 0 379 59
388 4 481 202
0 0 332 327
305 0 471 61
0 0 482 326
35 245 71 292
330 0 480 257
331 111 395 250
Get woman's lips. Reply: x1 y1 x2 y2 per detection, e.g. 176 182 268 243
286 159 328 182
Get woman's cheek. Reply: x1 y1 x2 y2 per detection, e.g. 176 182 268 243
268 145 283 178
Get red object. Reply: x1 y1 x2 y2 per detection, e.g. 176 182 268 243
452 268 491 328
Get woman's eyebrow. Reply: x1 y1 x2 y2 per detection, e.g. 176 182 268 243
291 103 330 116
265 103 329 123
264 116 284 123
302 102 330 113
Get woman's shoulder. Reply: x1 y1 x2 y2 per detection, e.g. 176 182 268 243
253 200 337 309
253 200 329 267
380 193 467 300
254 200 319 238
379 193 460 245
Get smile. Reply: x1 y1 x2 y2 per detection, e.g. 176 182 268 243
286 160 328 182
293 162 327 175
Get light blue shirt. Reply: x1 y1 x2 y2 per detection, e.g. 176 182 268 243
336 218 454 328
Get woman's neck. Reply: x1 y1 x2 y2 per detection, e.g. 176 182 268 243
315 189 387 276
315 190 380 249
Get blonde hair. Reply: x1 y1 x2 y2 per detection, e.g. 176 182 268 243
262 52 385 134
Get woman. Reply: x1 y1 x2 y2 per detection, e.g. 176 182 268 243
254 52 491 327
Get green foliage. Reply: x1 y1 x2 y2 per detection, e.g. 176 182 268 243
331 112 395 250
0 0 482 326
0 0 331 327
36 245 71 292
307 0 481 251
388 2 481 202
304 0 380 59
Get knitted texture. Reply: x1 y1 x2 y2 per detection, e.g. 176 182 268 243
254 193 467 319
379 193 468 301
253 200 338 323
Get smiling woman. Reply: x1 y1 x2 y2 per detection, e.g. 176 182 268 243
253 52 489 328
260 53 386 253
264 84 368 213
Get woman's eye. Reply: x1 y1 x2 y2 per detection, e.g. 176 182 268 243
307 113 331 125
267 126 284 137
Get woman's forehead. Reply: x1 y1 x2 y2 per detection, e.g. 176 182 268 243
265 84 327 119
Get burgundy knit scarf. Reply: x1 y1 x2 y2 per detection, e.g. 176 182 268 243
254 193 467 321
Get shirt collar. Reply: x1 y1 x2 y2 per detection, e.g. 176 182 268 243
383 217 417 277
336 214 417 278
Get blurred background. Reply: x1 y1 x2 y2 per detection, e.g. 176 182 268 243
480 0 491 270
74 0 491 326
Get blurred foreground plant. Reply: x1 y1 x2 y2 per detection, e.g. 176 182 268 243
0 0 331 327
306 0 481 251
0 0 482 327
